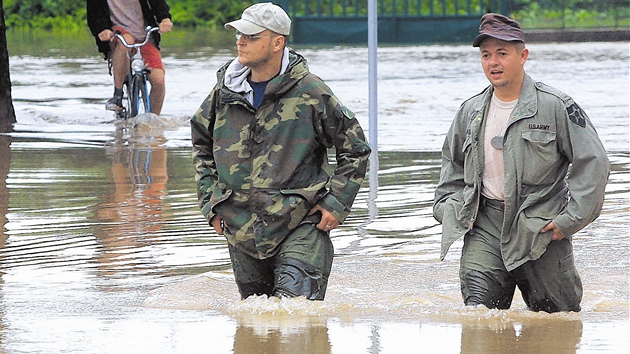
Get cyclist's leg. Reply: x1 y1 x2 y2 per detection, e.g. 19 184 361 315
107 27 134 111
147 69 165 115
142 43 165 115
110 27 134 91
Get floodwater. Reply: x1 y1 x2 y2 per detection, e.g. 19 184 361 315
1 33 629 353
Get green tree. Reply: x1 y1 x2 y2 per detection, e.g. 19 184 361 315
169 0 253 27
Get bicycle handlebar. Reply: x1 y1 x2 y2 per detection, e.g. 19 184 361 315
113 26 160 49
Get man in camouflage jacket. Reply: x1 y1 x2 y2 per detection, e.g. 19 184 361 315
191 3 370 300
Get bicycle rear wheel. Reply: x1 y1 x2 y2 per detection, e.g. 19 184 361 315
131 74 150 117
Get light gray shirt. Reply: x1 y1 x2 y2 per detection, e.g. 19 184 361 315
482 94 517 200
107 0 147 41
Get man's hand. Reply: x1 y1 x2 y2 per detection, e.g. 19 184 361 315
211 216 224 235
308 205 339 232
541 221 565 241
98 29 114 42
159 18 173 34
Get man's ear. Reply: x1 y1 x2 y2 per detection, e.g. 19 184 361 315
521 47 529 63
274 35 286 52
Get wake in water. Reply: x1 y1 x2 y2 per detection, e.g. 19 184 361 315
141 257 606 326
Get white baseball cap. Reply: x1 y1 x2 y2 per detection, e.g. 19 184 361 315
224 2 291 36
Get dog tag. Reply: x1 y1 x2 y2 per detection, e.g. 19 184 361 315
491 135 503 150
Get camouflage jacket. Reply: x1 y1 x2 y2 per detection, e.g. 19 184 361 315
191 49 371 259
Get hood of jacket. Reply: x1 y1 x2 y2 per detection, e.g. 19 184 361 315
216 47 308 106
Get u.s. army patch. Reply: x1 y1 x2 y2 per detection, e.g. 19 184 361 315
566 103 586 128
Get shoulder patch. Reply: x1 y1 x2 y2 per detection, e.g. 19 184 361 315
536 81 586 128
566 102 587 128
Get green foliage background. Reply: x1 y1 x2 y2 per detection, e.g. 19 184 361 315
2 0 253 31
2 0 628 31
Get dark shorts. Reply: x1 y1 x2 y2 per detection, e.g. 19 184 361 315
227 222 334 300
459 198 583 312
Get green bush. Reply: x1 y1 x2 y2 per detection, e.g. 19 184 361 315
2 0 251 30
2 0 628 30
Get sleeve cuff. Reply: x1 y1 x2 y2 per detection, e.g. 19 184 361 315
201 201 215 225
319 194 350 222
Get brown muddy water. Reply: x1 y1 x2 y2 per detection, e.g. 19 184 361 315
1 33 628 353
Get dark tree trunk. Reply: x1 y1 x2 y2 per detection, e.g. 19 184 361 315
0 0 16 131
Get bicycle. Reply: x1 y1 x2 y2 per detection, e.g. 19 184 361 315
112 26 160 120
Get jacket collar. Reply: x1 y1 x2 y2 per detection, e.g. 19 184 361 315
511 73 537 119
216 48 309 105
471 73 538 121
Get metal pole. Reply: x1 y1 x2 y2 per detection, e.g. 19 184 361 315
368 0 377 152
367 0 379 220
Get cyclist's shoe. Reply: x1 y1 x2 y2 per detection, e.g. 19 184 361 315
105 95 123 111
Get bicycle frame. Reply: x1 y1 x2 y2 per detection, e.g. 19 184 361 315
113 26 160 120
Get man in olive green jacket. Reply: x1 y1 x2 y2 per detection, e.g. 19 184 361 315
191 3 370 300
433 14 609 312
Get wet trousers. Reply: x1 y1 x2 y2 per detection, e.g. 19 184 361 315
228 223 334 300
459 198 583 313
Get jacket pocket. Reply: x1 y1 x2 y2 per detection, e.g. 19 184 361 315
517 199 565 260
274 189 315 229
280 180 328 206
520 130 558 185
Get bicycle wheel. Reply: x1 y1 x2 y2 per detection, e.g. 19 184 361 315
119 77 133 120
131 74 150 117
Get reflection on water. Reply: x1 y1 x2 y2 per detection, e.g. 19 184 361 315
0 40 628 353
0 134 10 236
95 124 169 278
238 317 595 354
460 318 583 354
234 320 331 354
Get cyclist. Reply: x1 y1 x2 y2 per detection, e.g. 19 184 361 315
87 0 173 116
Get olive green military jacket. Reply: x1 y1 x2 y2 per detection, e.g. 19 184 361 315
191 49 371 259
433 74 609 271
